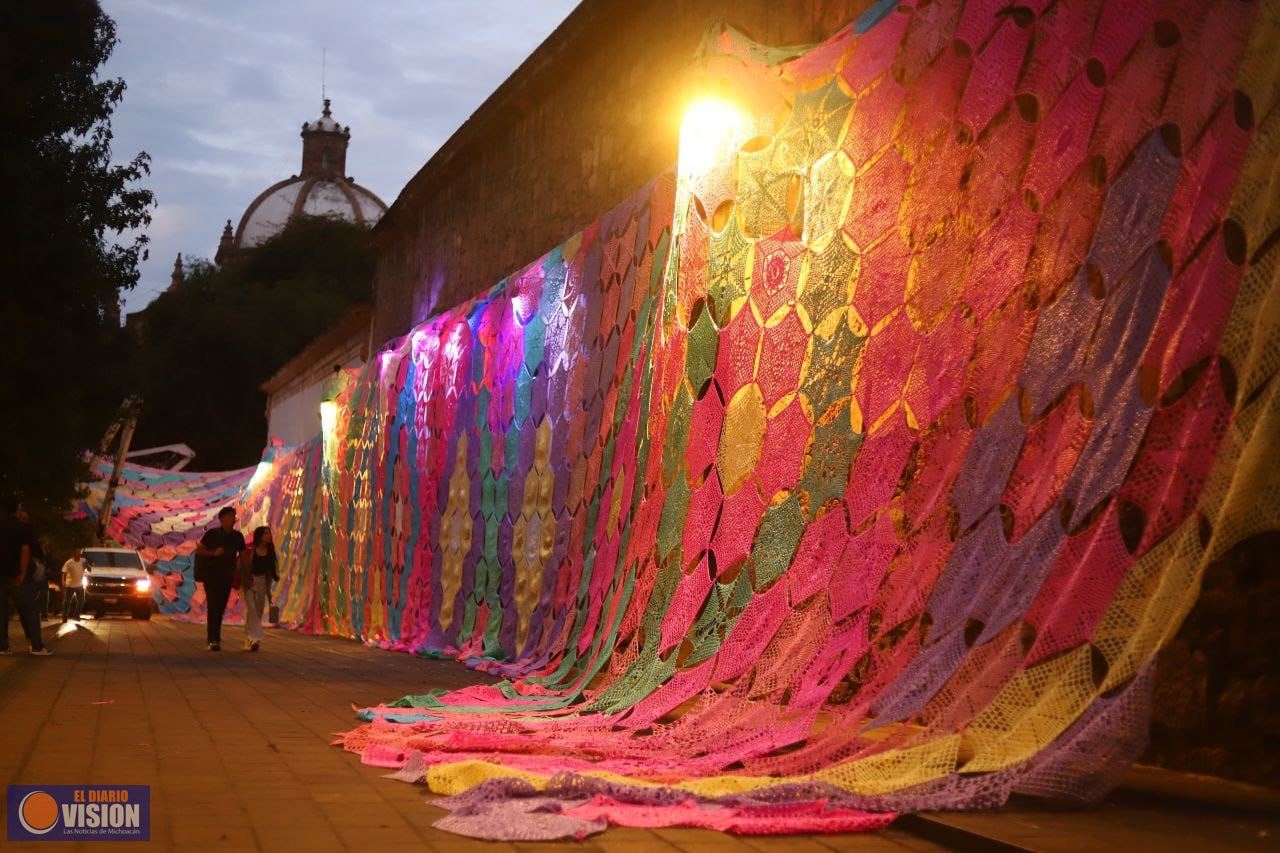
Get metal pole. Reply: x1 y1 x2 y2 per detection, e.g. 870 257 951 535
97 397 142 544
97 418 123 458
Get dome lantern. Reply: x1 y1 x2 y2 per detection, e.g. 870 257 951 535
301 98 351 180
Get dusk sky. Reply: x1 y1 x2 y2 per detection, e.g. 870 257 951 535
102 0 580 315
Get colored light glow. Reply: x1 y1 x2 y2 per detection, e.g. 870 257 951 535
320 401 338 437
443 325 467 362
511 291 536 323
678 99 746 180
135 578 151 593
248 460 272 489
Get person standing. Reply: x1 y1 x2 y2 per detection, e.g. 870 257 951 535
240 526 278 652
0 498 51 655
61 549 89 623
193 506 245 651
15 506 51 617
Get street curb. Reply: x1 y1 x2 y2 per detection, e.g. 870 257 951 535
1120 765 1280 815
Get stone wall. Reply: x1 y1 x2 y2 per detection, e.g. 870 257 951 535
369 0 877 346
1144 532 1280 789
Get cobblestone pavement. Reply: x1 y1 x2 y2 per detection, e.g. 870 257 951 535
2 617 1275 851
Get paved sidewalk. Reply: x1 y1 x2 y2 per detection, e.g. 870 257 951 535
0 618 942 852
2 617 1276 851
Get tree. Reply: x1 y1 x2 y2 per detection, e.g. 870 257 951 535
129 215 374 469
0 2 154 525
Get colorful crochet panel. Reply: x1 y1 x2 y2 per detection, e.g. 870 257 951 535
81 461 255 622
85 0 1280 839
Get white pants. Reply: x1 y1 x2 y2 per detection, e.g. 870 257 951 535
243 575 269 643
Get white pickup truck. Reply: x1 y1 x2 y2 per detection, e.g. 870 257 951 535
81 547 155 620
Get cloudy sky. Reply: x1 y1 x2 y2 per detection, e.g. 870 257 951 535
101 0 580 315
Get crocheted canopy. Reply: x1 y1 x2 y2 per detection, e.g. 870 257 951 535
88 0 1280 839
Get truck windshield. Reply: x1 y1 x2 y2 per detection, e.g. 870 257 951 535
83 551 144 570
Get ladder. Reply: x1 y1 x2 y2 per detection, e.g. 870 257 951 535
96 396 143 543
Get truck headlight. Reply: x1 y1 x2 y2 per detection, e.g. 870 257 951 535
135 578 152 593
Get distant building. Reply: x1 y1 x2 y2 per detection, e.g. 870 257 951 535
259 305 371 446
233 102 384 446
125 253 185 334
124 100 385 456
217 99 389 264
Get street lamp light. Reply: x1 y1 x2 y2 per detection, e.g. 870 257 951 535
678 98 745 181
319 401 338 439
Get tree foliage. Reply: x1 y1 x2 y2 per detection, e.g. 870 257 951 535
0 2 153 523
129 215 373 470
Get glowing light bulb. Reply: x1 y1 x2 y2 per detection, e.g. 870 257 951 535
679 99 746 180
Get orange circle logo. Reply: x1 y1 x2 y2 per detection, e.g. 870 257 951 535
18 791 59 834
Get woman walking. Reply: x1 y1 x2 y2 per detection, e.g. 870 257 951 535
240 526 278 652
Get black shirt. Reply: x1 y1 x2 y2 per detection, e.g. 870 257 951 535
198 527 246 578
26 526 44 563
250 550 279 581
0 517 35 580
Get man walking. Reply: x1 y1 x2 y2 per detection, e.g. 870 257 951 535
1 498 51 655
193 506 245 651
61 548 89 622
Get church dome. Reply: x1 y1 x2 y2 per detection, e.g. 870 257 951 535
222 99 388 257
235 176 387 248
